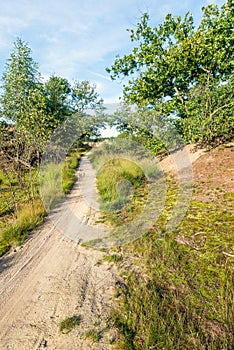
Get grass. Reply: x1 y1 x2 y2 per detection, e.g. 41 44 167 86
62 151 81 194
59 315 81 334
89 140 161 226
40 150 82 210
103 254 123 263
0 167 47 256
0 200 46 255
89 141 234 349
0 146 88 257
107 179 234 349
84 329 101 342
96 158 145 212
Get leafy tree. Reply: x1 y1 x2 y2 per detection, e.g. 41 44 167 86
0 38 51 145
179 76 234 145
107 1 234 145
111 105 181 155
72 80 104 113
70 80 106 140
44 75 72 127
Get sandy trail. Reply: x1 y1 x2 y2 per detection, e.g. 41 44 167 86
0 155 116 350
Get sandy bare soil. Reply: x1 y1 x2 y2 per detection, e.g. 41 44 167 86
157 144 207 175
0 155 117 349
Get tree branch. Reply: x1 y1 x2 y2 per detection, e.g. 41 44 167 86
211 100 234 118
4 153 33 169
174 86 189 117
223 251 234 258
200 67 210 74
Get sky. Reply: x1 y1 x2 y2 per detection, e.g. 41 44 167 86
0 0 226 108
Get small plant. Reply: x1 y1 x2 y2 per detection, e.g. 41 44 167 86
59 315 81 334
103 254 123 263
84 329 101 342
224 192 234 201
109 338 116 345
95 259 103 266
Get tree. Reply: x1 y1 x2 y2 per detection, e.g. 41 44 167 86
111 105 181 155
0 37 57 184
107 1 234 145
72 80 104 113
44 75 72 127
0 38 51 145
71 80 106 140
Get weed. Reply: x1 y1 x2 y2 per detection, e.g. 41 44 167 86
59 315 81 334
84 329 101 342
109 338 116 345
103 254 123 263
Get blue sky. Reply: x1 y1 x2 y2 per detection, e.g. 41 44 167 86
0 0 225 106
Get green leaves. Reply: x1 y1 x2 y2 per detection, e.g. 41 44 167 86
44 75 72 126
107 1 234 146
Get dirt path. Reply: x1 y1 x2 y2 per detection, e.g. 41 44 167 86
0 155 117 349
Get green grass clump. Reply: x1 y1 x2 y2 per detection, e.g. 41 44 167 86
40 163 64 210
97 158 145 212
103 254 123 263
59 315 81 334
224 192 234 201
84 329 101 342
0 200 46 256
89 140 162 226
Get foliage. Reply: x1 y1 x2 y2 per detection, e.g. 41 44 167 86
0 38 106 169
178 77 234 145
0 38 51 146
44 75 72 127
107 1 234 146
111 105 182 155
72 80 104 113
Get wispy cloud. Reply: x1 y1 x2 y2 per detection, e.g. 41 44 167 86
90 72 112 82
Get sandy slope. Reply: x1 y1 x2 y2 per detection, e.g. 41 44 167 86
0 155 117 350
